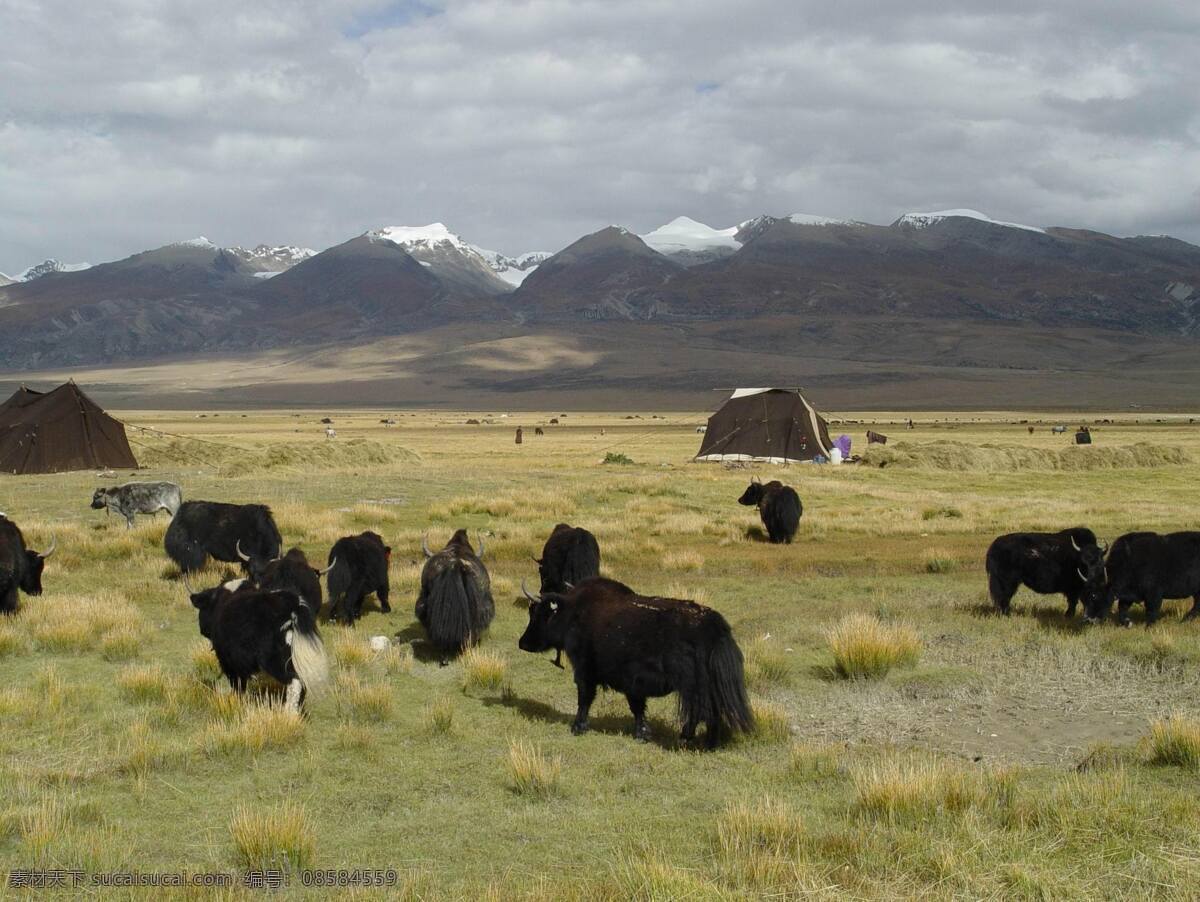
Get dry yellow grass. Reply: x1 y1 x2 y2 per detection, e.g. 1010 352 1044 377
423 697 455 735
825 613 922 679
1146 713 1200 768
229 800 315 870
462 648 509 692
201 700 305 755
336 672 393 722
506 739 562 798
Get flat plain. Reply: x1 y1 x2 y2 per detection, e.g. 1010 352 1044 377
2 409 1200 899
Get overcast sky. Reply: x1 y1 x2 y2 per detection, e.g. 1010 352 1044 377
2 0 1198 273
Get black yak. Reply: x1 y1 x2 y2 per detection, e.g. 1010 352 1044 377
416 529 494 663
245 547 333 611
519 577 754 748
0 515 54 615
164 501 282 574
1083 531 1200 627
737 478 802 544
534 524 601 668
326 532 391 624
985 527 1105 617
91 482 182 528
189 577 328 711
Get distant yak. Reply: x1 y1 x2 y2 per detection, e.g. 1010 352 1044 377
417 529 494 663
326 532 391 625
164 501 282 575
985 527 1105 617
738 478 802 544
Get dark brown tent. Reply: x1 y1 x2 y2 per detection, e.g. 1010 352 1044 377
695 388 833 464
0 381 138 474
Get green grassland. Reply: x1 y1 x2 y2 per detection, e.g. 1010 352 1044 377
3 410 1200 899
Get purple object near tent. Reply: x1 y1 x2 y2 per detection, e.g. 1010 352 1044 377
834 434 852 459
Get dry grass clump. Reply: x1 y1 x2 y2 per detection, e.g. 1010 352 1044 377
462 648 509 692
202 700 305 755
825 613 922 679
331 632 372 671
99 626 142 661
717 797 806 861
922 548 959 574
662 549 705 572
229 800 315 870
423 697 455 735
921 505 963 520
117 663 174 703
0 620 30 657
789 741 844 781
380 642 414 676
743 637 790 689
863 440 1191 471
336 673 393 722
853 756 994 824
749 700 790 743
118 719 169 781
191 642 223 683
26 592 144 654
18 797 74 864
506 739 562 798
1146 713 1200 769
615 851 722 899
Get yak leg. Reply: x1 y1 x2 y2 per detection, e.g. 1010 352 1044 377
227 673 248 693
0 586 18 615
1145 594 1164 627
123 508 136 529
551 649 564 669
571 679 596 735
1117 597 1136 627
284 679 305 713
377 583 391 614
988 572 1018 615
1184 595 1200 621
626 695 650 742
1064 591 1079 618
680 714 698 744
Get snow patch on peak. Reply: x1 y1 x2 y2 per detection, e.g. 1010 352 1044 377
787 213 858 227
16 259 93 281
640 217 740 254
174 237 217 249
368 223 541 289
898 209 1045 234
369 223 469 250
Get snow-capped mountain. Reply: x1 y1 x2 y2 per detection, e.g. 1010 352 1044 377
639 216 740 265
896 208 1046 234
229 244 317 278
368 222 547 292
14 258 93 281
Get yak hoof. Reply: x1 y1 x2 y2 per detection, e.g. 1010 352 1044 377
634 724 651 742
570 720 589 736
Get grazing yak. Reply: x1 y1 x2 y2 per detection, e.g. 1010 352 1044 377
1083 531 1200 627
985 527 1105 617
244 547 334 612
519 577 753 747
188 577 328 711
326 532 391 624
0 515 55 615
416 529 494 663
738 478 802 544
164 501 282 574
535 524 601 668
91 482 182 528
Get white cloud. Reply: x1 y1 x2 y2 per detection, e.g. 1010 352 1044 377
0 0 1197 272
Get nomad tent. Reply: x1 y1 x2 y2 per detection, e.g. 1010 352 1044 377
695 388 833 464
0 381 138 474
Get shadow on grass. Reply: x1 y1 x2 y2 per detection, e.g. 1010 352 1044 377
481 690 683 749
744 526 769 543
959 599 1087 634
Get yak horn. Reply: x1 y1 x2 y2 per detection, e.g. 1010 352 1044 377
236 540 251 562
41 535 56 559
421 534 433 558
521 578 539 603
1070 537 1081 552
183 572 196 594
563 580 574 590
316 558 337 577
1077 567 1087 581
476 536 485 560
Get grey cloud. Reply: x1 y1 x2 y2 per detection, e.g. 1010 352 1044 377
1 0 1198 273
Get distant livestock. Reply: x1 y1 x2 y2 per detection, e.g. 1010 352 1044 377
519 577 754 747
0 515 54 615
92 482 182 528
515 427 523 445
985 527 1105 617
325 427 336 440
164 501 282 574
738 478 802 544
245 547 333 611
1084 531 1200 627
188 577 328 711
534 427 545 436
1052 425 1068 434
326 532 392 624
535 524 601 668
417 529 494 663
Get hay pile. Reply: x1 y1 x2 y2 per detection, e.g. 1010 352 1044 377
133 435 418 476
861 441 1192 472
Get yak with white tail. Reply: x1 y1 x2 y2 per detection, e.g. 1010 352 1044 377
188 576 328 712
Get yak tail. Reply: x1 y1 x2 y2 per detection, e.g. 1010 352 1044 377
707 631 754 738
289 604 329 696
427 566 478 655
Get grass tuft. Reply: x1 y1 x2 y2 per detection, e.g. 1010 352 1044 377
506 739 562 798
825 613 921 679
1146 713 1200 768
423 697 455 735
229 801 315 871
336 673 393 722
117 663 173 703
202 700 305 755
461 648 509 692
749 699 790 743
922 548 958 574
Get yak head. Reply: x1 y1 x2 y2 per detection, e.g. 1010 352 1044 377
1073 536 1110 623
90 488 111 510
19 536 55 596
737 477 765 507
422 528 483 561
518 580 570 654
